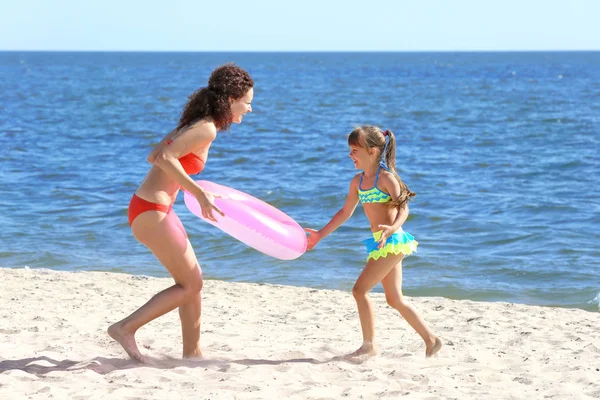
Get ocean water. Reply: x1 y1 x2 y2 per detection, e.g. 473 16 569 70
1 51 598 311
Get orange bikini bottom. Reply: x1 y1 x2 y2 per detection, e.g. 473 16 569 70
128 194 189 240
128 194 172 226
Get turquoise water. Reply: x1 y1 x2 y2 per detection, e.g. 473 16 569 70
1 51 598 311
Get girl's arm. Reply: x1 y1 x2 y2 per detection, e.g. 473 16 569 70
305 174 360 250
379 172 408 233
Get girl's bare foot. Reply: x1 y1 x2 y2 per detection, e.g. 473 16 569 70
426 336 442 358
107 322 144 362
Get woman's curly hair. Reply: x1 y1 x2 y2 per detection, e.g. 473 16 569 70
176 63 254 131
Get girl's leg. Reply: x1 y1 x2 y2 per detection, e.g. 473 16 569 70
381 262 442 357
108 210 203 361
350 253 404 357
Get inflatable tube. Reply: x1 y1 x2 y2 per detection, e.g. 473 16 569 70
184 180 307 260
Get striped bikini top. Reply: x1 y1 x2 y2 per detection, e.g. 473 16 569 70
357 165 392 204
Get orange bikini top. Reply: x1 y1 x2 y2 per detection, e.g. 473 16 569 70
166 140 205 175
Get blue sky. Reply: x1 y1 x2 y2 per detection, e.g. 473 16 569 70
1 0 598 51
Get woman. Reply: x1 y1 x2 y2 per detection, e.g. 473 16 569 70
108 63 254 362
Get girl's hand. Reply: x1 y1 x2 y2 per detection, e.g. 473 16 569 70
304 228 322 251
195 190 225 223
377 224 395 249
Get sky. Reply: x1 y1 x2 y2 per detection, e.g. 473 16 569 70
1 0 599 51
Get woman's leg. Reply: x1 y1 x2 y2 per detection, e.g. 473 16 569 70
108 210 203 361
167 210 202 358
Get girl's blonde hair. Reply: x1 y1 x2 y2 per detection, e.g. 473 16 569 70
348 125 415 210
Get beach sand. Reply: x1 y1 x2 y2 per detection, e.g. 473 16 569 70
0 267 598 399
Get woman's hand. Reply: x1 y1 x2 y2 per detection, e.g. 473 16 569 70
304 228 322 251
147 149 160 164
147 141 167 164
195 190 225 222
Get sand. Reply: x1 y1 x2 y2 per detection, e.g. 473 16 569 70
1 267 598 399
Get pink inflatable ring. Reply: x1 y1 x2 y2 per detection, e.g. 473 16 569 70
184 180 307 260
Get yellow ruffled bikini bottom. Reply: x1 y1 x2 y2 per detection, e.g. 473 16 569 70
362 230 418 261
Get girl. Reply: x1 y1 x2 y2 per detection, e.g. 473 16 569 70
108 63 254 362
304 126 442 358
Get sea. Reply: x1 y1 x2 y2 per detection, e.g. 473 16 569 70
1 51 598 311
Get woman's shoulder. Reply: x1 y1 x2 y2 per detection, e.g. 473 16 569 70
184 118 217 139
188 117 216 130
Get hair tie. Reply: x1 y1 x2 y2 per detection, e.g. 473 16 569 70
380 131 390 169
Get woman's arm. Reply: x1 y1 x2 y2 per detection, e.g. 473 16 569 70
147 128 178 164
153 121 223 221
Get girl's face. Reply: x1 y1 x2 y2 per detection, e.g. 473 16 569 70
348 145 375 170
230 88 254 124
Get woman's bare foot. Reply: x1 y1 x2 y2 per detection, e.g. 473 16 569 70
347 341 378 359
183 349 204 359
426 336 442 358
108 322 144 362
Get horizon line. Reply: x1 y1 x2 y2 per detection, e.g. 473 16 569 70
2 49 600 53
